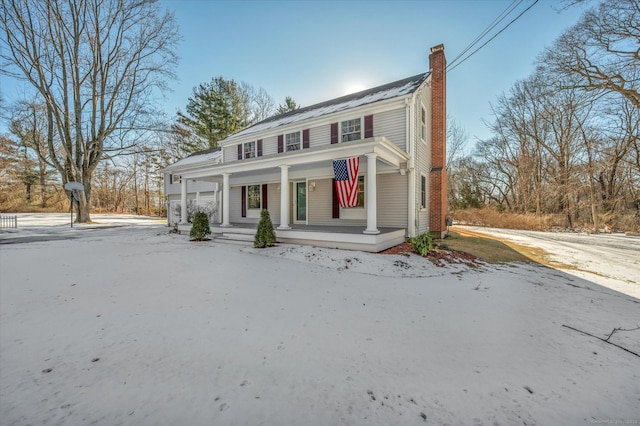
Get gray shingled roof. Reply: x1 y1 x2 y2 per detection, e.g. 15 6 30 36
164 147 222 171
225 72 430 140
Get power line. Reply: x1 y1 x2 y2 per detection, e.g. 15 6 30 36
447 0 540 73
448 0 525 69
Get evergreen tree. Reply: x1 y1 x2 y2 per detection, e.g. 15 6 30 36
174 77 275 154
254 209 276 248
276 96 299 115
190 211 211 241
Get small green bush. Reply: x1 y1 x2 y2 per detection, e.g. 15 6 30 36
254 209 276 248
411 232 433 256
190 211 211 241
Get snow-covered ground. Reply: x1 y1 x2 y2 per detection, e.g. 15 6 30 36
1 215 639 425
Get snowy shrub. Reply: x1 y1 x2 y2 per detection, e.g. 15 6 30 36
171 203 181 223
197 201 218 224
254 209 276 248
411 232 433 256
190 211 211 241
172 200 218 225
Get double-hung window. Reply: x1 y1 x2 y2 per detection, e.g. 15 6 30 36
339 175 366 219
421 108 427 141
247 185 261 210
244 141 256 159
355 176 365 207
286 132 300 151
341 118 361 142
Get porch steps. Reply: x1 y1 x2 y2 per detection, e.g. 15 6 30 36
212 226 258 246
212 235 254 246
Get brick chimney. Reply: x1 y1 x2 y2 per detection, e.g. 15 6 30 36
428 44 447 238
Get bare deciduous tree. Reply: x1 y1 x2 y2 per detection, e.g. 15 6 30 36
0 0 179 222
544 0 640 108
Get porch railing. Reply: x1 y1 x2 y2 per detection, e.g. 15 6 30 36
0 215 18 229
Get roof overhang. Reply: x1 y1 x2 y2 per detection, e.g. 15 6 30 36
176 137 410 181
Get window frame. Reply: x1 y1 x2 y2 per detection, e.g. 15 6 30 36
339 175 366 219
341 118 362 142
246 184 261 218
420 174 427 210
285 131 301 152
420 106 427 141
244 141 256 159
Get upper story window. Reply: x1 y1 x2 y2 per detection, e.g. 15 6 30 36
286 131 300 151
244 141 256 159
421 107 427 140
341 118 361 142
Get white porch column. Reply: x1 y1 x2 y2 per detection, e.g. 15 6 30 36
213 185 220 224
180 178 187 224
364 153 380 234
278 165 291 230
221 173 231 227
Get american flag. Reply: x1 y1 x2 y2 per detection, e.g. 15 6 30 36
333 157 360 208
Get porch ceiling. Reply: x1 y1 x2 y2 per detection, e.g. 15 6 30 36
179 137 409 183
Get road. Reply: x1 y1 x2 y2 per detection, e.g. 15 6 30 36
455 226 640 299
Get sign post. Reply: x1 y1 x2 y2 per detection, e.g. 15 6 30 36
64 182 85 228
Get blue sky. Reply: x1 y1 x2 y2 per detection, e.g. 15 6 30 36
1 0 586 147
160 0 585 145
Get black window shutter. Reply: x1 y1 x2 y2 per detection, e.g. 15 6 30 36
257 139 263 157
241 186 246 217
237 144 243 160
364 115 374 138
169 174 173 184
278 135 284 153
302 129 310 149
262 184 268 210
332 178 340 218
330 123 338 144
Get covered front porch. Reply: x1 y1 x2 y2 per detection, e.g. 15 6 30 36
179 222 406 253
176 137 411 238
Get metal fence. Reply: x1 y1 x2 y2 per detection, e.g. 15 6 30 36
0 215 18 229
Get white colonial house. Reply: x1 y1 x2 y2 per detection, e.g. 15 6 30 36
164 44 447 252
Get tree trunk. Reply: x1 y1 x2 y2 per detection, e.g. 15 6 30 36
76 174 92 222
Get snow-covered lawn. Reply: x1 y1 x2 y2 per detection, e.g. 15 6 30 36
1 216 639 425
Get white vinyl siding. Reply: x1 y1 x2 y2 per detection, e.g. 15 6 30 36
374 108 406 151
309 125 330 148
267 183 281 225
377 173 408 228
164 178 219 196
223 145 237 162
229 185 281 225
306 176 407 228
230 187 256 224
262 135 278 156
416 86 432 234
307 179 365 226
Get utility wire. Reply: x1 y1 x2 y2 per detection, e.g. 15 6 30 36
448 0 525 69
447 0 540 73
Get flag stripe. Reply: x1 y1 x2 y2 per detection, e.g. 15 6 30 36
332 157 360 208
